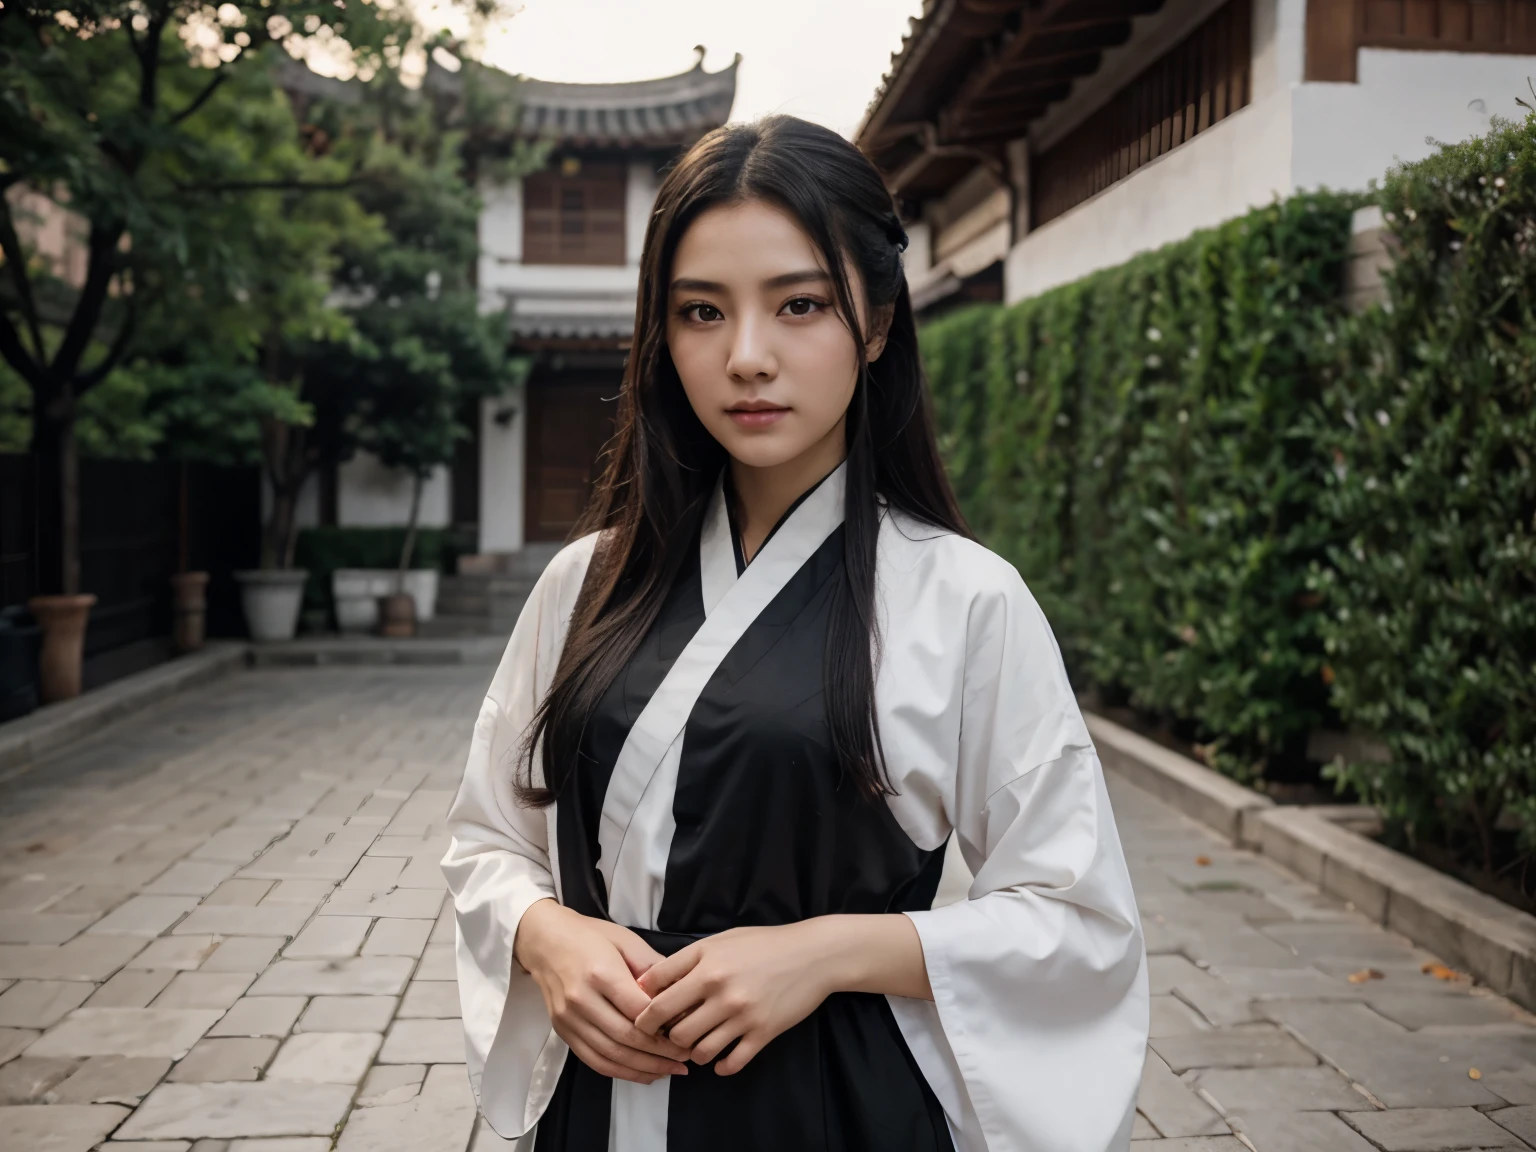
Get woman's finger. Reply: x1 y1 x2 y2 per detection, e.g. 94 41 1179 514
688 1019 748 1067
656 995 730 1051
714 1033 764 1077
634 970 709 1036
583 994 692 1064
635 943 703 997
565 1013 689 1077
607 927 666 979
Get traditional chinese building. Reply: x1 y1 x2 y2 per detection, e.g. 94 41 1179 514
856 0 1536 313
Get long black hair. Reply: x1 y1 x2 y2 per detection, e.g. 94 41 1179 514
514 114 971 807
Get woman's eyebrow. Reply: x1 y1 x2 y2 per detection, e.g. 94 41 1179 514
670 269 830 293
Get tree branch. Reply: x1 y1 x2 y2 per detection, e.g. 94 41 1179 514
172 177 363 194
168 72 228 127
50 224 123 383
76 293 139 394
0 308 44 392
0 199 47 361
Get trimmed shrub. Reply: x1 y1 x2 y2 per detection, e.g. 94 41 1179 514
1313 113 1536 860
920 191 1358 780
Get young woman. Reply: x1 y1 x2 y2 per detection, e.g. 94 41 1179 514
442 115 1148 1152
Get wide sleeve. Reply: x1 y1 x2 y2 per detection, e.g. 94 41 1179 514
440 536 595 1139
901 565 1150 1152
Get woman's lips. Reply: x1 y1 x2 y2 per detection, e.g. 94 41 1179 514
726 408 788 428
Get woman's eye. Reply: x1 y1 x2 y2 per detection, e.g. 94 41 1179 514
782 297 824 317
683 303 722 323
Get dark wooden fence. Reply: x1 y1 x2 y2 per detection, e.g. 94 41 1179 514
1 454 261 687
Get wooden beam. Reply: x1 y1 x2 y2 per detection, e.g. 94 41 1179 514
1306 0 1360 80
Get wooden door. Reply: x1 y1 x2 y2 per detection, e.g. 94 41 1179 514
524 375 619 542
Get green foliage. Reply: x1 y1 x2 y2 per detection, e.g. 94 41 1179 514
922 191 1360 780
1313 113 1536 860
293 524 469 620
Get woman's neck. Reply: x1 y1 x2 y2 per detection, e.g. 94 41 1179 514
729 420 846 564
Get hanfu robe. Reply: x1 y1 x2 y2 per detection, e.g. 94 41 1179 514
441 459 1149 1152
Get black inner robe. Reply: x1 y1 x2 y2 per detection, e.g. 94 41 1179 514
536 479 954 1152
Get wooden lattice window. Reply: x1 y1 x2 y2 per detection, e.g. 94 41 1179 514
1307 0 1536 81
1031 0 1252 229
522 160 627 266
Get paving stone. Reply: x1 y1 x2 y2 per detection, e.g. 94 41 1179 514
167 1037 277 1082
48 886 134 916
358 1063 424 1107
294 995 397 1034
130 937 222 972
259 880 335 909
204 880 274 907
1131 1112 1159 1139
1491 1106 1536 1145
88 896 200 937
1151 1027 1317 1072
0 1054 79 1103
1135 1050 1228 1138
1149 995 1211 1038
1365 990 1523 1030
249 958 412 998
284 917 371 959
0 912 97 945
0 1026 41 1062
87 968 178 1009
413 945 454 982
0 1103 128 1150
200 938 282 974
143 861 240 897
343 857 406 891
335 1063 476 1152
153 973 255 1011
1195 1066 1371 1112
320 888 443 920
116 1081 355 1139
49 1055 170 1104
267 1031 381 1083
378 1017 464 1064
363 918 433 958
396 855 448 892
99 1142 191 1152
28 1008 223 1059
190 827 290 866
0 979 92 1028
397 981 458 1020
207 997 306 1039
1127 1140 1245 1151
0 935 145 981
1344 1106 1528 1150
229 1141 333 1151
173 905 311 939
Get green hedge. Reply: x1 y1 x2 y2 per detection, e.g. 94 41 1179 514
920 111 1536 851
1312 115 1536 861
922 191 1358 781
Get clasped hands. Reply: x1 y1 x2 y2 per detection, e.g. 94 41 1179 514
512 899 859 1084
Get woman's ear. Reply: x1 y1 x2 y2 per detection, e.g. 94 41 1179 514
865 303 896 363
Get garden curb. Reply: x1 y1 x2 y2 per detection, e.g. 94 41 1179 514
244 635 504 667
0 643 246 777
1087 709 1536 1013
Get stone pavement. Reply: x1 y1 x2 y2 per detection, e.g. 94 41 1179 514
0 664 1533 1151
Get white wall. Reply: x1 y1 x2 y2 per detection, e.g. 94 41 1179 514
1005 89 1294 302
336 454 450 529
1291 49 1534 191
625 160 658 265
478 389 526 553
1251 0 1307 101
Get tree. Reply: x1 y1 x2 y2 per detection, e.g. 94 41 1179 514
0 0 412 594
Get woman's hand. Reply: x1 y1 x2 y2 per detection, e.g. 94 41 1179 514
633 915 933 1075
513 898 693 1084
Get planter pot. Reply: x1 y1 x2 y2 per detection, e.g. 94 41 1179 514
376 592 417 638
28 594 97 704
170 571 210 655
401 569 439 623
333 569 394 634
234 569 309 642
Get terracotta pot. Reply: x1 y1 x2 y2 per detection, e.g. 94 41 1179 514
170 571 210 655
27 594 96 704
376 592 417 638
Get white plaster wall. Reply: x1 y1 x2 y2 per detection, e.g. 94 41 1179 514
260 474 320 532
1291 49 1536 192
1250 0 1307 101
335 453 451 529
903 220 933 279
1005 90 1294 303
479 389 525 554
625 160 658 265
478 177 522 293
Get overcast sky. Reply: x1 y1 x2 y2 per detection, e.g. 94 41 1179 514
418 0 926 141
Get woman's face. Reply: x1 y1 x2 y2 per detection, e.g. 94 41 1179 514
665 199 888 474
